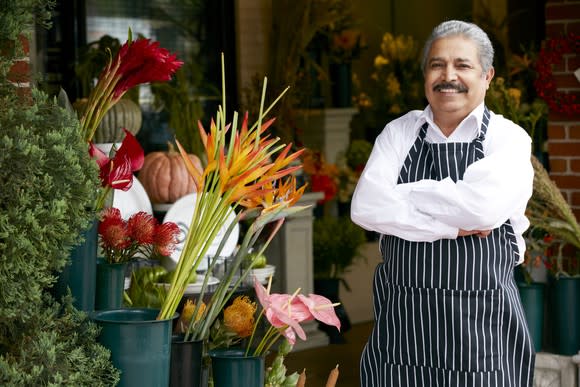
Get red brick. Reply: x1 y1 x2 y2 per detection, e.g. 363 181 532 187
549 110 580 121
568 55 580 72
571 191 580 206
546 4 580 20
546 22 567 37
554 73 580 89
0 39 15 57
570 158 580 172
568 125 580 138
550 157 569 172
548 141 580 156
569 21 580 35
573 208 580 220
18 35 29 54
7 60 29 83
550 174 580 189
551 60 567 72
548 124 567 139
14 87 32 101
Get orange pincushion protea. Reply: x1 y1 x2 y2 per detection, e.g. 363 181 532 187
176 299 207 334
223 296 257 338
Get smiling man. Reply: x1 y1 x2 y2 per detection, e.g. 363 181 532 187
351 20 535 386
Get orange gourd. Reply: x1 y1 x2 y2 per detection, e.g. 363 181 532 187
138 145 203 204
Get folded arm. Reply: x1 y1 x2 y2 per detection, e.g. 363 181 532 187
350 125 459 242
401 124 534 231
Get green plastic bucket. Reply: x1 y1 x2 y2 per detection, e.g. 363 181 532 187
209 348 264 387
95 260 127 310
53 218 98 311
551 277 580 355
91 308 177 387
517 282 545 351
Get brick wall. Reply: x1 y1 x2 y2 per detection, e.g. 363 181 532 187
544 0 580 218
3 34 31 98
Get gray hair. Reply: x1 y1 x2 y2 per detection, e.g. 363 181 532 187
421 20 494 75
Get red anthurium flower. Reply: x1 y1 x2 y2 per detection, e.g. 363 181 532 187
89 129 144 190
112 38 184 99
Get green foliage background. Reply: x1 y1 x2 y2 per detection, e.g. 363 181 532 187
313 216 366 281
0 1 119 384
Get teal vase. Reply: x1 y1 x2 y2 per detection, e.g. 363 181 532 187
551 277 580 355
91 308 177 387
209 349 264 387
53 218 98 311
170 336 206 387
95 259 127 310
517 282 544 351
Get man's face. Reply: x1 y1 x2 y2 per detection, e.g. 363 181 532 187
424 35 494 122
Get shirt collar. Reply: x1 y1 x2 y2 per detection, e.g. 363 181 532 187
415 103 486 141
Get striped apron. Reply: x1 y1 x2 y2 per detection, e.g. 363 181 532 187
360 108 535 386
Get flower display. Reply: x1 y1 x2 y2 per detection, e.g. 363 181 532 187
486 76 548 152
328 28 365 64
210 277 340 357
157 55 308 342
353 32 423 115
485 41 550 153
88 130 144 211
534 33 580 116
79 30 183 143
526 155 580 278
352 32 424 139
98 207 180 264
335 139 372 203
302 149 338 204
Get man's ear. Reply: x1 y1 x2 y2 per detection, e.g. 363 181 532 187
485 67 495 89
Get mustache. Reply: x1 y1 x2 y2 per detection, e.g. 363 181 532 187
433 82 468 92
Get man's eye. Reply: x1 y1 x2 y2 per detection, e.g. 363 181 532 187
430 63 443 68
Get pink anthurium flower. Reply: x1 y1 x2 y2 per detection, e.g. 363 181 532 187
264 294 309 343
297 294 341 331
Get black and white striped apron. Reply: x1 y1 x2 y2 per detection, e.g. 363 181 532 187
360 108 535 386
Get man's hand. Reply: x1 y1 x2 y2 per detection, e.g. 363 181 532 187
458 229 492 238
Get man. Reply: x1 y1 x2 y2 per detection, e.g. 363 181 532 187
351 20 535 386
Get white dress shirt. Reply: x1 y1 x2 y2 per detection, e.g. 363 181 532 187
351 103 534 263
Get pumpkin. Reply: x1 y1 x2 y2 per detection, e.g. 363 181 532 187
138 145 204 204
73 98 143 143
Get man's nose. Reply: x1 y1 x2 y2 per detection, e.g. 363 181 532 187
442 65 457 81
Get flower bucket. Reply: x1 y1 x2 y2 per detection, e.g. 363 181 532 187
517 282 544 351
53 218 98 311
91 308 177 387
170 335 207 387
209 348 264 387
550 277 580 355
95 259 127 310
